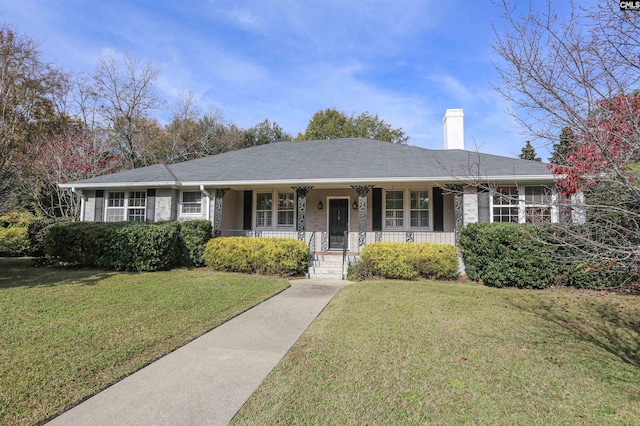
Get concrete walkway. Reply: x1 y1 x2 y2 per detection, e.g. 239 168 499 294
47 279 348 426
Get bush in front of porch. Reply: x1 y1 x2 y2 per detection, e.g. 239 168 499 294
203 237 308 277
348 242 458 281
44 220 212 271
459 223 553 289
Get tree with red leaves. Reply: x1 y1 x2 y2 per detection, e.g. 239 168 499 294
550 95 640 199
21 129 126 218
493 1 640 283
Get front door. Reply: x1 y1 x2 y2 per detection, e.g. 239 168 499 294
329 199 349 250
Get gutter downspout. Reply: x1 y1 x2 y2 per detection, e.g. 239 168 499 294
200 185 211 221
71 187 86 221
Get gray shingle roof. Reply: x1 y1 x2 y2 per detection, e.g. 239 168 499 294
63 138 554 187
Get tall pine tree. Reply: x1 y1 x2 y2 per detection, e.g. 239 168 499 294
549 127 574 165
518 140 541 162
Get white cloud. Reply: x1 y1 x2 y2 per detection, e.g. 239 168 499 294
225 8 261 28
0 0 534 158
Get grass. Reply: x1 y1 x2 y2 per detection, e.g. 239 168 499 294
232 280 640 425
0 257 289 426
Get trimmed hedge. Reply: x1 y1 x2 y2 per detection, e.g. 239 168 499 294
45 221 183 271
180 220 212 267
0 227 30 256
43 220 213 271
348 242 458 281
203 237 308 276
459 223 554 289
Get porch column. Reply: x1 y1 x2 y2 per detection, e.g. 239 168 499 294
292 186 313 241
351 185 374 247
451 185 467 275
213 188 230 238
452 185 464 245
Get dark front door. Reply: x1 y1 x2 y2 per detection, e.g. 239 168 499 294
329 199 349 250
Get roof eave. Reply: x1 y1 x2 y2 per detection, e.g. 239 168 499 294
58 175 558 190
181 174 557 187
58 181 179 189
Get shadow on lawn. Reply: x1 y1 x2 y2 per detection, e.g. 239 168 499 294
509 294 640 368
0 257 117 289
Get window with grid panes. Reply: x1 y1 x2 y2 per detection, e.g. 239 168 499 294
385 190 404 228
525 186 552 223
181 191 202 214
492 186 519 222
106 192 125 222
127 191 146 221
277 192 295 227
256 192 272 227
410 190 429 227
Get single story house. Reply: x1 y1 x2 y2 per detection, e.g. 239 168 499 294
60 110 581 271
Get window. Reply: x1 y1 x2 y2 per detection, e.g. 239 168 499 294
181 191 202 214
106 192 125 222
410 190 430 227
385 190 404 228
493 186 519 223
256 192 272 228
105 191 146 222
525 186 552 223
277 192 295 227
128 191 146 221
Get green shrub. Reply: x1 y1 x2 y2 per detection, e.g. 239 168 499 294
413 243 460 279
28 218 66 257
253 238 309 276
45 221 182 272
537 223 637 289
204 237 259 273
0 227 30 256
459 223 554 289
563 262 629 289
0 211 36 228
180 220 212 267
352 242 458 281
347 258 374 281
203 237 308 276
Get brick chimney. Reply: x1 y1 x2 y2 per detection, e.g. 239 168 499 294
443 108 464 150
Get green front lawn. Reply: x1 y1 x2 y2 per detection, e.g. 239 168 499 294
0 258 289 426
232 281 640 425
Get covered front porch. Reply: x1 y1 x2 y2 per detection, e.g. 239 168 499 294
206 184 460 250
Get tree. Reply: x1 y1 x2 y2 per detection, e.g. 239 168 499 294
298 108 354 141
93 53 164 168
0 24 69 213
141 93 244 164
297 108 409 144
243 118 292 148
549 127 575 165
518 141 541 162
551 95 640 197
493 0 640 282
22 128 126 218
350 111 410 144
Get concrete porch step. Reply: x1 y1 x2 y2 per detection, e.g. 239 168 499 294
307 253 358 280
308 273 344 280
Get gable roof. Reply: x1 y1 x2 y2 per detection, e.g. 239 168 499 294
61 138 555 188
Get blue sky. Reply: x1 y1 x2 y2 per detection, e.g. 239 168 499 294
0 0 566 159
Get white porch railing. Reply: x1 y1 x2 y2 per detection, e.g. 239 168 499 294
221 230 456 254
